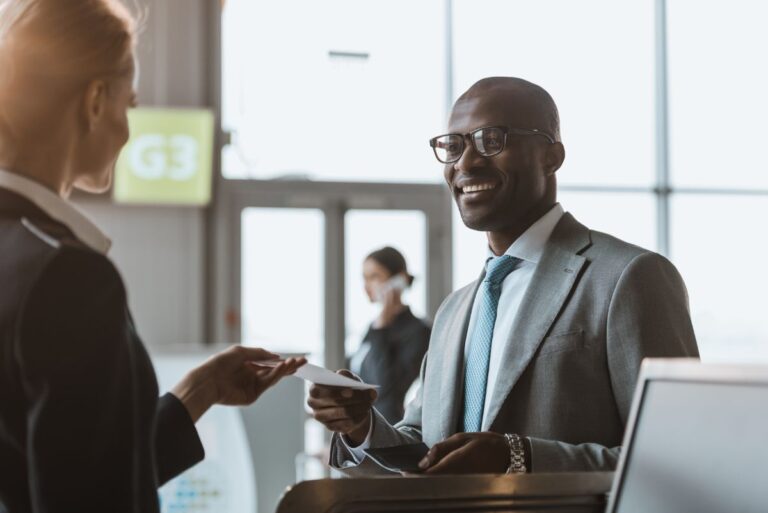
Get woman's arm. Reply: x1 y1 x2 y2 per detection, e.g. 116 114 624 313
17 248 154 512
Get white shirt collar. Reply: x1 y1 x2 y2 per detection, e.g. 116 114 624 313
0 168 111 254
487 203 565 265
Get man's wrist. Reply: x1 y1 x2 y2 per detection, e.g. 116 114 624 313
344 412 372 447
503 433 528 474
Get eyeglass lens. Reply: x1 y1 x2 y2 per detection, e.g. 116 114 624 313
433 127 507 163
473 127 505 156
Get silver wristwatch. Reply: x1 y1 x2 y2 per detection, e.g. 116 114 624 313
503 433 527 474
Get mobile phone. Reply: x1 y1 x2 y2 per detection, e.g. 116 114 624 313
374 274 409 302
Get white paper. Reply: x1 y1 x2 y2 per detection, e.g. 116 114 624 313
256 361 378 389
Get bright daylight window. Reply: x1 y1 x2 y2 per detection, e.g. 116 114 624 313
667 0 768 361
451 0 656 286
224 0 768 363
222 0 446 182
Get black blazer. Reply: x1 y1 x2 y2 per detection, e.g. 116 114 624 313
350 307 430 424
0 188 204 513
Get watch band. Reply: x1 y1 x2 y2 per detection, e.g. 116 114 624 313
504 433 527 474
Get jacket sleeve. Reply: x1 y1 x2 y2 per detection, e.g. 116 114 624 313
528 252 699 472
154 393 205 485
329 353 428 476
16 248 157 512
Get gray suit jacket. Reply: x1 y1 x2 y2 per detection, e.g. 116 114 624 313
330 213 699 474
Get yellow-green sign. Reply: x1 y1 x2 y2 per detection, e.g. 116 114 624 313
114 108 214 206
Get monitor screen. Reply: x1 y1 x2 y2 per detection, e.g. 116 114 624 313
614 379 768 513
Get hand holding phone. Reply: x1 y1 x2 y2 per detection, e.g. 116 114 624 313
373 274 409 303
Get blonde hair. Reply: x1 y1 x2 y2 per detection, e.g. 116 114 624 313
0 0 138 91
0 0 139 149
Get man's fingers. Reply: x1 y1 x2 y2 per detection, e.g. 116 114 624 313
309 384 367 401
312 406 367 426
307 394 371 409
423 442 474 475
336 369 361 381
419 434 469 469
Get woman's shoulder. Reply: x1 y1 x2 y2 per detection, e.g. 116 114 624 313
2 215 124 311
15 217 125 307
396 308 432 335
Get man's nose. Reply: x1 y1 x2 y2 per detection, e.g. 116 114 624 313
454 141 486 174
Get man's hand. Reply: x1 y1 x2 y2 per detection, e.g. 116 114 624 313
172 345 306 423
418 432 510 474
307 370 378 446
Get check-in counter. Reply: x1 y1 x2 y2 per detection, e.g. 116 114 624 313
277 472 613 513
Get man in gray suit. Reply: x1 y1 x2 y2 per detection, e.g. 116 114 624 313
308 77 698 474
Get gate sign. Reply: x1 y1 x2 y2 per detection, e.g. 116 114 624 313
114 108 214 206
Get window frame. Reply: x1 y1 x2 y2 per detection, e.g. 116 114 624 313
207 0 768 362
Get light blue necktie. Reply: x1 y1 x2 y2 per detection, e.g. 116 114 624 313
462 254 521 432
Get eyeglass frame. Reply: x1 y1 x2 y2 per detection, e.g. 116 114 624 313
428 126 556 164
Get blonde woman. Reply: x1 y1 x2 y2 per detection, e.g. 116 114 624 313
0 1 304 511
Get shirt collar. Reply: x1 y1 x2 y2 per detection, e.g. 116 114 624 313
0 168 111 254
487 203 565 265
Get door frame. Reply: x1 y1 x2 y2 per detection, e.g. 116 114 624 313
211 179 452 369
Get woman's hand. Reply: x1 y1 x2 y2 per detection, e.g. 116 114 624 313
171 345 306 423
373 288 404 329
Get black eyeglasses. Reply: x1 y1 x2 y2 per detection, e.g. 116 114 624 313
429 126 556 164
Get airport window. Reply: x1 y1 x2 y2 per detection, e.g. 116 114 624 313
221 0 446 183
667 0 768 190
241 208 325 357
671 196 768 361
666 0 768 361
217 0 768 364
344 210 428 356
452 0 656 188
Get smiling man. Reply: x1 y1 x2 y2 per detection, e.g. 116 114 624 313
308 77 699 474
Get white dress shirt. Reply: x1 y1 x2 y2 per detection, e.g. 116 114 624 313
0 168 111 254
343 203 565 461
465 203 564 429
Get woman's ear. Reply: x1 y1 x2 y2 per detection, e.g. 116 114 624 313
82 79 108 132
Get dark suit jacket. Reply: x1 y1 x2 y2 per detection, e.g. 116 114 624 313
0 188 204 513
350 308 430 424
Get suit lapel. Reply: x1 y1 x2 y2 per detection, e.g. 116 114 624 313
438 278 481 439
483 213 591 431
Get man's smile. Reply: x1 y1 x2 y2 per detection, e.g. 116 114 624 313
453 177 503 204
461 182 497 194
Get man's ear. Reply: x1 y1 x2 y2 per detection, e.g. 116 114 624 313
544 142 565 176
82 79 107 132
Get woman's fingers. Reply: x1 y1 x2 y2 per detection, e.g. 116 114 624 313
249 357 307 391
233 345 281 362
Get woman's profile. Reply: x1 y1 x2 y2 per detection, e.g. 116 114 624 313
0 1 304 511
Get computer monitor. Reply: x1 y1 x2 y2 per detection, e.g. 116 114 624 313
607 359 768 513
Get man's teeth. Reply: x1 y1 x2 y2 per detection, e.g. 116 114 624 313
462 183 496 193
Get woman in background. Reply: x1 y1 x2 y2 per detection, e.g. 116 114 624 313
0 1 303 511
349 247 431 424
